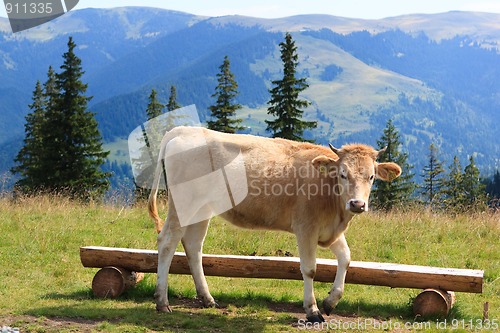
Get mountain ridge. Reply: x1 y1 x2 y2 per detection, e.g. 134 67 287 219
1 7 499 187
3 9 499 46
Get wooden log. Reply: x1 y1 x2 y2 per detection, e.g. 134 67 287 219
80 246 484 293
413 289 456 317
91 266 144 298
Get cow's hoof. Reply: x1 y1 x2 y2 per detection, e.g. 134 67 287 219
322 298 334 316
197 296 218 308
203 300 219 308
306 313 325 323
156 305 172 313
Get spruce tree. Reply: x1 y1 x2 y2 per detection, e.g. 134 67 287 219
134 89 165 201
143 88 167 150
11 80 46 191
44 66 59 116
442 156 465 210
138 88 164 158
13 37 110 200
461 156 487 210
421 143 445 208
167 85 181 111
207 55 243 133
146 89 165 120
372 119 415 210
55 37 109 199
266 32 316 142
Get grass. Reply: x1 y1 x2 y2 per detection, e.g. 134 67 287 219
103 140 130 164
0 196 498 332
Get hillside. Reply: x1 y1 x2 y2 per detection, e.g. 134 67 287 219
1 8 499 189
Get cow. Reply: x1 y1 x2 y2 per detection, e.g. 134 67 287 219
148 126 401 322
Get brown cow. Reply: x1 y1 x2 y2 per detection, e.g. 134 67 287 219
148 126 401 322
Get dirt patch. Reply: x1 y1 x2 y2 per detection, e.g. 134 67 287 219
1 315 100 332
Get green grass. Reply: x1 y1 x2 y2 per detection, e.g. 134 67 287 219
0 196 498 332
103 139 130 164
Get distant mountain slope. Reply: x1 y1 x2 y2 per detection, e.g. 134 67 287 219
87 21 275 103
1 7 499 187
0 7 202 38
209 11 500 47
0 8 202 153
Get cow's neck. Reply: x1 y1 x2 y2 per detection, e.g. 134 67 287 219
317 206 354 248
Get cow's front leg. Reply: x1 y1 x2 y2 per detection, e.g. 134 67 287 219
296 232 324 323
322 233 351 315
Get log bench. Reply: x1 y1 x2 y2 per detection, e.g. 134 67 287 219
80 246 484 317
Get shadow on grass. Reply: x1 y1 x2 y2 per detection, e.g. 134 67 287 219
25 304 276 333
335 299 413 319
29 283 461 331
28 288 300 333
42 288 415 317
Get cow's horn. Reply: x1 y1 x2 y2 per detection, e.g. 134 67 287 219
377 146 387 157
329 143 340 155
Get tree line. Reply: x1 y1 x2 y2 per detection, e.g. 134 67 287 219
370 120 494 212
10 35 499 211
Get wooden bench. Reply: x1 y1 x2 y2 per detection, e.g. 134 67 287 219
80 246 484 317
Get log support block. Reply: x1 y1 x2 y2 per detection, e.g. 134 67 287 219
413 289 456 318
92 266 144 298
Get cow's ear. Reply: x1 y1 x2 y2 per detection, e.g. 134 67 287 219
312 155 338 174
376 162 402 182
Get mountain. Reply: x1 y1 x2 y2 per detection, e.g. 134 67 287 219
1 8 499 189
0 8 201 139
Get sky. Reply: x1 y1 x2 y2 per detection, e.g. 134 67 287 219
1 0 500 19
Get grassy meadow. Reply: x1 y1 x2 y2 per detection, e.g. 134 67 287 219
0 196 498 332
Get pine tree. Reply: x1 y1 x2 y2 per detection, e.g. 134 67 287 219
146 89 165 120
167 85 181 111
442 156 465 210
54 37 110 199
265 32 316 142
12 37 110 200
207 56 243 133
461 156 487 210
371 119 415 210
11 80 46 191
143 88 165 151
421 143 445 208
143 88 167 151
134 89 165 202
43 66 59 115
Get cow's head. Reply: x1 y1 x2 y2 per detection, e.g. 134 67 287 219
312 143 401 214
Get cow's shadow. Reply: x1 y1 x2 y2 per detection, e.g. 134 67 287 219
30 284 421 332
28 289 299 333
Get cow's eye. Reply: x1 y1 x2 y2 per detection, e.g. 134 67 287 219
369 175 375 181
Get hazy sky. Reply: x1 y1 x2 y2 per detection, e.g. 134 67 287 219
1 0 500 19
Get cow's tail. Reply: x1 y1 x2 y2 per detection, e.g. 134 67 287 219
148 134 170 234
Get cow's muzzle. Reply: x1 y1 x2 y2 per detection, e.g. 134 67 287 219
347 199 367 213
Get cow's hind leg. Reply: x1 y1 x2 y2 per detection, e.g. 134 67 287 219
296 232 324 323
155 206 185 312
181 219 216 308
322 233 351 315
